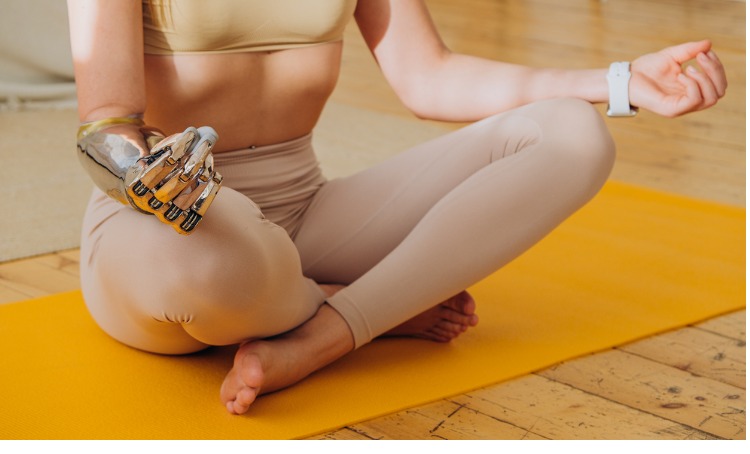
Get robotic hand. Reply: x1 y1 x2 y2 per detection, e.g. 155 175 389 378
77 116 223 235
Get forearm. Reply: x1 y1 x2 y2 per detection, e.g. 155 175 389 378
404 52 609 122
67 0 146 122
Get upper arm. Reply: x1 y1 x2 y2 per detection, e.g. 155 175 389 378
354 0 448 105
67 0 146 121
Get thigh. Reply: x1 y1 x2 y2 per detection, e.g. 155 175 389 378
294 109 543 284
81 188 326 354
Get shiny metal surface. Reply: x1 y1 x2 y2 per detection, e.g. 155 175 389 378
77 118 223 234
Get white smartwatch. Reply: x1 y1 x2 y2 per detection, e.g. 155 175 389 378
606 62 638 117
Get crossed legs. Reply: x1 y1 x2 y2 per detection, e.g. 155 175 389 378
222 98 616 413
79 98 614 414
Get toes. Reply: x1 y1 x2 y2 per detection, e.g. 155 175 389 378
457 292 477 315
433 320 464 335
417 330 453 343
219 368 241 403
426 326 459 342
229 399 246 415
233 387 258 414
221 345 266 415
441 291 479 327
442 291 477 315
438 306 479 327
437 319 467 334
382 291 479 343
225 385 259 415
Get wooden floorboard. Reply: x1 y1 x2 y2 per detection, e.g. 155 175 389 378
620 326 746 389
538 350 745 439
1 0 745 440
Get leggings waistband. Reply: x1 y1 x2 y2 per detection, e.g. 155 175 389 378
213 133 327 236
213 133 315 165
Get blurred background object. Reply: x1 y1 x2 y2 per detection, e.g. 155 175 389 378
0 0 77 110
1 0 87 261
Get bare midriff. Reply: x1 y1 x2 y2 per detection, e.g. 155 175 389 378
143 41 343 152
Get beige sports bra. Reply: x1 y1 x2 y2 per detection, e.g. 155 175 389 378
142 0 357 55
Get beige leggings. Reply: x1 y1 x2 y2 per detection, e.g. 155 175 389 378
80 98 615 354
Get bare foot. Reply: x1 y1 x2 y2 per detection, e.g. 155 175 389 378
220 304 354 415
321 284 479 342
220 287 479 414
220 343 267 414
384 291 479 342
220 340 297 415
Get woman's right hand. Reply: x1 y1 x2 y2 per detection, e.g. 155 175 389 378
126 126 224 234
68 1 223 234
77 120 223 235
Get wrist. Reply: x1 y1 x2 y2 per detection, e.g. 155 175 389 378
543 68 609 104
581 68 611 104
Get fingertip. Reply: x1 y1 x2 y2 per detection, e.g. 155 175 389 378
695 38 712 51
197 126 219 143
182 126 199 138
665 40 708 63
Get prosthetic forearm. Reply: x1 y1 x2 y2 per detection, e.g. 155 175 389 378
77 117 223 235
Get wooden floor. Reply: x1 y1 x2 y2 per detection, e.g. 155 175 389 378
1 0 745 440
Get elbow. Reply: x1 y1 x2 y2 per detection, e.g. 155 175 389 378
405 102 434 121
396 76 444 120
390 48 453 120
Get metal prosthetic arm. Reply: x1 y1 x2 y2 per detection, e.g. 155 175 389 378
76 117 223 235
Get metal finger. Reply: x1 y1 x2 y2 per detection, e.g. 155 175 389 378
130 150 176 195
173 174 223 234
154 127 199 164
149 144 214 208
196 126 219 145
152 200 180 225
151 186 198 225
179 133 216 182
172 160 215 210
191 172 223 217
149 168 192 209
198 154 214 183
132 128 197 192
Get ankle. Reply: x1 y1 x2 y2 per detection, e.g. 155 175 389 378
286 304 354 369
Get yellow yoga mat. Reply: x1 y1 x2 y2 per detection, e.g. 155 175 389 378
0 181 744 439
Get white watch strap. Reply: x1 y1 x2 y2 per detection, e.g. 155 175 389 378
606 62 637 117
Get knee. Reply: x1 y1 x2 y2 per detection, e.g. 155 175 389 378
81 189 306 348
538 98 616 191
134 207 316 345
143 221 273 321
91 194 273 321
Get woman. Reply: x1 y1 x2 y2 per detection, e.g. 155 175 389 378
67 0 726 416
